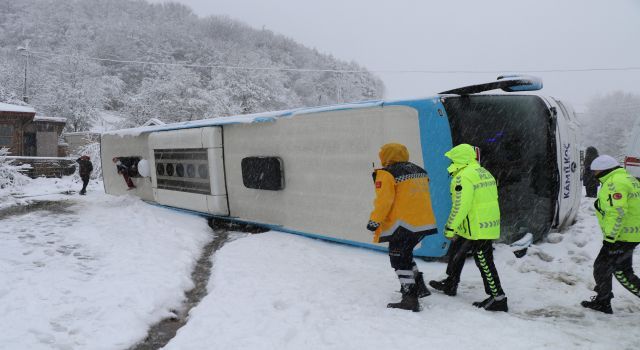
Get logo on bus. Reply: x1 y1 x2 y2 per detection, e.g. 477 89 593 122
563 144 571 199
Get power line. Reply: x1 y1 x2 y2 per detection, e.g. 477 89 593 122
29 50 368 74
27 49 640 75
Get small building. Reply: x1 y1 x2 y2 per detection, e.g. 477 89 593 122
62 131 101 156
30 115 68 157
0 102 36 155
0 102 67 157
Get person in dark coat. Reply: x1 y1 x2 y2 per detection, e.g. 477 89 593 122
113 157 136 189
76 155 93 195
584 146 599 197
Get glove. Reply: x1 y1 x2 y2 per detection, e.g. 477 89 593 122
444 225 455 239
366 220 380 232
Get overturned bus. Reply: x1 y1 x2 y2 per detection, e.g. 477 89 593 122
100 76 582 257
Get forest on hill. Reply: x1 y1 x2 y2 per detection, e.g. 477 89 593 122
0 0 384 130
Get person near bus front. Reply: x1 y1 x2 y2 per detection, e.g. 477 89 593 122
429 143 508 312
367 143 438 312
581 154 640 314
112 157 136 190
584 146 600 198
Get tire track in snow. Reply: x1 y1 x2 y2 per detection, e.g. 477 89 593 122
129 221 267 350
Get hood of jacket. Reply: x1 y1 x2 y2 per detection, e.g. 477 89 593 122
379 143 409 167
445 143 477 174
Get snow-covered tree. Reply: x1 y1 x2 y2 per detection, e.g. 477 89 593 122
32 52 124 132
0 0 384 129
0 55 27 104
0 148 31 194
580 91 640 158
75 142 102 180
125 65 213 125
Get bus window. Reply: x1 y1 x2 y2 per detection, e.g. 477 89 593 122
442 95 557 243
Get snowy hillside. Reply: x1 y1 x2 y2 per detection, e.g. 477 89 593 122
0 0 384 130
1 180 638 349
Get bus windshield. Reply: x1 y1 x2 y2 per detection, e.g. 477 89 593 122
442 95 557 243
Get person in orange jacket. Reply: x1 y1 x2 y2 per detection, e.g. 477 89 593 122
367 143 438 312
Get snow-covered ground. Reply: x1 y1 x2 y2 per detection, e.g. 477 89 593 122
1 179 639 350
0 179 211 350
165 200 640 350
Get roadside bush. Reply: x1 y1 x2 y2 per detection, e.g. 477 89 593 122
0 147 31 194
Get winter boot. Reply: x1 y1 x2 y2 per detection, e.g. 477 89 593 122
387 285 420 312
415 272 431 298
581 295 613 314
429 278 457 296
474 295 508 312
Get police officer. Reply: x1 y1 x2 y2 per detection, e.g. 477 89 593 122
581 154 640 314
367 143 438 312
429 144 508 312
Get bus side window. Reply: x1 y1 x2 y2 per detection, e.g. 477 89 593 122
241 157 284 191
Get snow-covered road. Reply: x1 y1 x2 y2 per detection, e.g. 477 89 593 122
1 179 639 350
165 200 640 350
0 183 211 350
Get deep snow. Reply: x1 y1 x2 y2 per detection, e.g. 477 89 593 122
0 179 212 350
1 178 639 350
164 201 640 350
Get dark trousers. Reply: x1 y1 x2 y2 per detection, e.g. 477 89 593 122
387 227 426 290
446 237 505 297
593 241 640 300
122 173 135 188
80 176 89 194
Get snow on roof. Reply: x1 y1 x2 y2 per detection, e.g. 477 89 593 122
0 102 35 114
104 100 385 137
34 115 67 123
142 118 166 127
62 131 101 136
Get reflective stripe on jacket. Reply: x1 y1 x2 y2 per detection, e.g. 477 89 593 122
369 162 438 243
595 168 640 243
445 144 501 240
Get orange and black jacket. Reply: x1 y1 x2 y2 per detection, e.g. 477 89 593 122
368 162 438 243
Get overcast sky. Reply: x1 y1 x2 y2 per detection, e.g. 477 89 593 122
153 0 640 111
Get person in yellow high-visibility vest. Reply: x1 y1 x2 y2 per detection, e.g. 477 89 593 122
429 144 508 312
581 155 640 314
367 143 438 312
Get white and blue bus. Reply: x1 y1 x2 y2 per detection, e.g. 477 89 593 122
100 76 582 257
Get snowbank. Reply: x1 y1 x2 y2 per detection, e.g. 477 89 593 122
0 187 212 350
0 148 33 209
165 199 639 350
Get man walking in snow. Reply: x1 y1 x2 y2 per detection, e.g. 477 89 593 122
367 143 438 312
76 155 93 195
581 154 640 314
429 143 508 312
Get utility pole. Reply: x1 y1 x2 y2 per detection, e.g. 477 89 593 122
16 40 30 103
